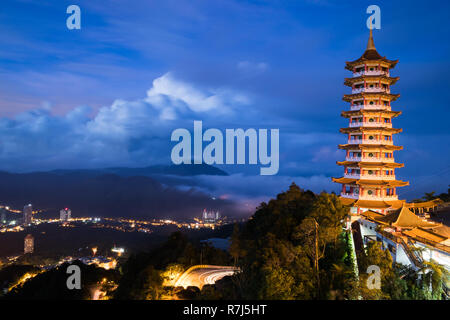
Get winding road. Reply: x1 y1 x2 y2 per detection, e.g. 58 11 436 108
174 265 239 289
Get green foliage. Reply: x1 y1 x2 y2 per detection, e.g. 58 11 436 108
230 184 356 300
412 186 450 202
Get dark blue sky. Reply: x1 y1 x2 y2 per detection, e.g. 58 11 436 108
0 0 449 204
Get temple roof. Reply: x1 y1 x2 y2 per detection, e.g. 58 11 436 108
332 177 409 187
340 198 405 209
374 205 438 229
405 199 444 208
341 110 402 118
343 92 400 102
356 199 398 209
340 127 402 134
403 227 448 243
338 144 403 151
344 76 399 86
336 161 404 168
345 29 398 70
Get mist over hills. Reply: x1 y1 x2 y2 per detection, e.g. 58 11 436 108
0 164 242 221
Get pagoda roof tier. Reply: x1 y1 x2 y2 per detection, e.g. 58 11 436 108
341 110 402 118
336 161 404 168
332 177 409 187
338 144 403 151
344 76 399 87
340 127 402 134
345 30 398 70
339 197 405 209
343 92 400 102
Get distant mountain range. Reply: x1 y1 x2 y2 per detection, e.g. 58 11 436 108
0 164 238 220
48 163 228 177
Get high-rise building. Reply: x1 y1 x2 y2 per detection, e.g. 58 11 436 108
60 208 71 221
201 209 220 223
23 204 33 226
24 234 34 254
333 29 408 215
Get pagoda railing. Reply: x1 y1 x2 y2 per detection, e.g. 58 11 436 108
340 193 398 201
347 139 393 145
352 87 390 94
349 122 392 128
350 104 391 111
340 192 359 199
358 195 399 201
362 157 394 163
345 156 395 162
360 174 396 180
344 173 396 180
353 70 390 77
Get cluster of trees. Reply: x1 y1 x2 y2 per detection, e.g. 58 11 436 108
412 186 450 203
217 183 357 300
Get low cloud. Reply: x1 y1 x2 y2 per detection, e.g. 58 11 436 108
0 73 250 171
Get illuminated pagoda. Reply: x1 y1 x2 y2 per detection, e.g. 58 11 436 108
333 29 408 215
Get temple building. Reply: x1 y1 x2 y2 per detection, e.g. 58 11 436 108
333 29 409 215
335 30 449 272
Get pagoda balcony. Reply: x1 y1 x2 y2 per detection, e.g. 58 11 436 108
359 174 396 180
349 122 392 128
347 139 393 145
361 157 394 162
358 194 399 201
352 87 390 94
353 70 390 77
344 173 360 179
340 192 398 201
345 156 361 161
340 192 359 199
350 104 391 111
344 156 394 163
343 173 396 180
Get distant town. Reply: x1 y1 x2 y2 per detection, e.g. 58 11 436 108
0 203 235 270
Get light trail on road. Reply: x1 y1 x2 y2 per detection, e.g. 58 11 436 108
174 265 239 289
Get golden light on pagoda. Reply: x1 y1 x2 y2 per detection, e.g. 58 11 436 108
332 29 409 215
92 247 98 256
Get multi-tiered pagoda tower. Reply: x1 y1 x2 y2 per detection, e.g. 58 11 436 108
333 30 408 215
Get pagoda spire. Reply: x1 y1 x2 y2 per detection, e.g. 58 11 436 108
366 28 376 50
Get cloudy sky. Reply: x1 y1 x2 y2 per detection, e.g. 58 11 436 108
0 0 449 205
